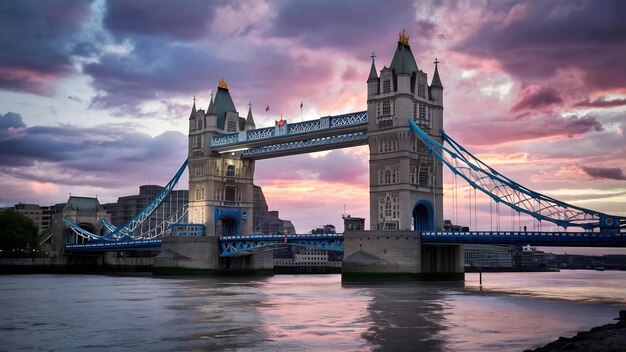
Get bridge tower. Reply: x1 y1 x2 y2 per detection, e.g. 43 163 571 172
367 30 444 232
187 79 255 236
343 31 462 281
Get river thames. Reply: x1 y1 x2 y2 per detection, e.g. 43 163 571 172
1 270 625 351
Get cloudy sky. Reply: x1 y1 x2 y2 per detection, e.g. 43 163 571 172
1 0 625 250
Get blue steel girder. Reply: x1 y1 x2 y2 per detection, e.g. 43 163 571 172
219 234 344 257
240 132 368 159
101 159 188 240
408 118 625 231
211 111 367 154
63 159 189 242
421 231 626 247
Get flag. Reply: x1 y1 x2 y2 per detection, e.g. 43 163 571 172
300 101 303 109
265 105 270 112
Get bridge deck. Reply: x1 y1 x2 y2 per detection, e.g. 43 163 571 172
63 231 625 253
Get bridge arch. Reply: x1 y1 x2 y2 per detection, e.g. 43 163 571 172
412 200 434 232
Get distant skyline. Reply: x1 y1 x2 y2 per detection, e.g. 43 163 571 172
0 0 625 253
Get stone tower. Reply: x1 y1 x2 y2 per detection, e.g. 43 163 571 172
367 30 444 232
187 79 255 236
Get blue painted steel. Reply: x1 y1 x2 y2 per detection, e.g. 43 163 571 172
63 159 189 241
421 231 626 247
241 131 367 158
408 118 626 231
65 239 162 252
219 234 344 257
63 219 104 241
211 111 367 148
101 217 116 233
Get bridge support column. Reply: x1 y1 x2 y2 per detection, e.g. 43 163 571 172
153 236 220 275
420 244 464 281
219 251 273 275
342 230 422 282
153 237 273 275
341 231 464 282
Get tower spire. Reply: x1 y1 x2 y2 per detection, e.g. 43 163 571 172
244 101 256 130
189 97 197 120
431 57 443 88
207 91 215 114
368 51 378 81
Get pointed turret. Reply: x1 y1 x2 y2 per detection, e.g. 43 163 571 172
431 58 443 88
368 52 378 82
430 58 443 106
367 51 380 97
207 92 215 115
390 30 418 74
244 102 256 130
189 98 197 120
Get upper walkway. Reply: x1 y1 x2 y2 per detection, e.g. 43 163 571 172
211 111 367 159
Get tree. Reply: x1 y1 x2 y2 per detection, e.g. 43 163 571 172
0 209 39 252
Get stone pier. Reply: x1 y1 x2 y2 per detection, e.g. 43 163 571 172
153 236 273 275
342 230 463 281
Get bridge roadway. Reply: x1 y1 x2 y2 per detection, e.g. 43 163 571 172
64 231 625 255
211 111 368 159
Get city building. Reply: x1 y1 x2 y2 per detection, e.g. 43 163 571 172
252 185 296 234
464 244 513 268
1 203 54 230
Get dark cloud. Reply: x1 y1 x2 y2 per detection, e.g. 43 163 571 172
581 166 626 181
454 0 626 90
511 86 562 112
574 97 626 108
265 0 425 55
449 113 604 146
0 112 187 188
0 0 94 94
104 0 220 40
0 112 27 130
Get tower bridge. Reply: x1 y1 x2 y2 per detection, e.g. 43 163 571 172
62 31 625 280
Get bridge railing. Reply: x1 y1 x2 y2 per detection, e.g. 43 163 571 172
211 111 367 147
421 231 625 246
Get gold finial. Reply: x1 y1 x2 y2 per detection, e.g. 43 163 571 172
218 78 228 89
399 30 410 46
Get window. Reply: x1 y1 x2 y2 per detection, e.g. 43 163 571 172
382 101 391 115
226 165 235 177
383 79 391 94
225 185 236 202
419 104 426 119
418 83 426 98
227 119 237 132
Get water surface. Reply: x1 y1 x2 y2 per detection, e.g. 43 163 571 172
1 271 623 351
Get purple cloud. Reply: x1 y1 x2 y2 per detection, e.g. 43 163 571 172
581 166 626 181
454 0 626 90
511 86 563 112
449 113 604 146
0 0 94 94
265 0 429 55
104 0 221 40
574 97 626 108
0 112 187 188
